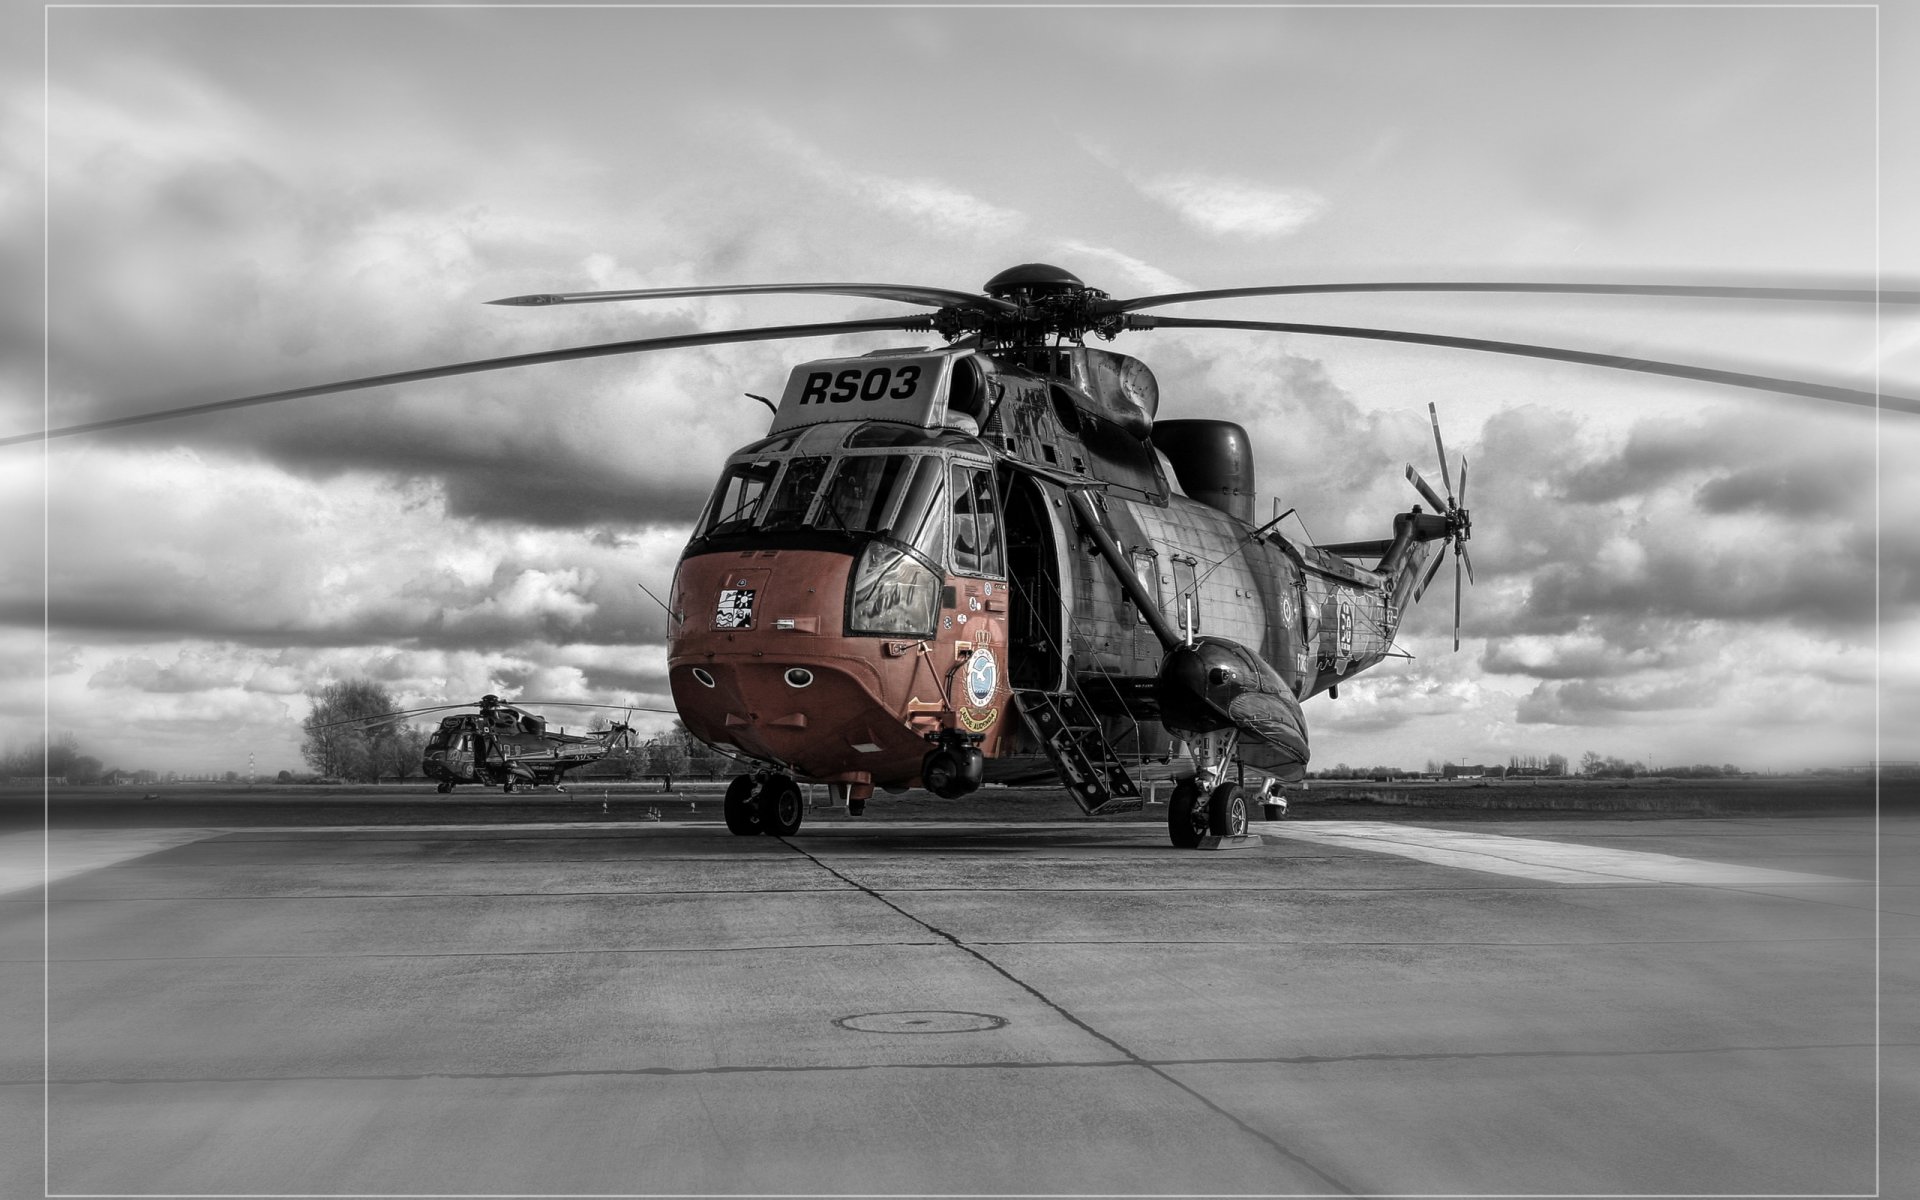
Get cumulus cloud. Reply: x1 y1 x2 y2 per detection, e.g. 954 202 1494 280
35 448 690 647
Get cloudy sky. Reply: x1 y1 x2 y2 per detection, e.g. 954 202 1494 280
6 3 1916 777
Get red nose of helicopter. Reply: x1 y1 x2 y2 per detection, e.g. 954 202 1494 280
667 546 1012 804
663 345 1026 806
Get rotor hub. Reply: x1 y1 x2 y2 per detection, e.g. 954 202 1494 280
968 263 1118 346
982 262 1086 299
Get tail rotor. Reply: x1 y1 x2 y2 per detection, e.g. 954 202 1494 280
1405 403 1474 650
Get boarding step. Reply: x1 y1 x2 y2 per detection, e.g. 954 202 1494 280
1011 688 1143 816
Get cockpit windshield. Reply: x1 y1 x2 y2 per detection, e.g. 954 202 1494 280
695 447 958 549
760 456 832 531
820 455 913 533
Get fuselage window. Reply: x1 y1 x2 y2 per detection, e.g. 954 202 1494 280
951 465 1004 577
1129 549 1157 625
1172 556 1201 635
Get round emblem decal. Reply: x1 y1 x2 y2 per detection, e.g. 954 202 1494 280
965 648 998 706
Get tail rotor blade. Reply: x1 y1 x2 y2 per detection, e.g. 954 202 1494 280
1460 544 1476 586
1429 403 1455 501
1416 547 1447 602
1452 556 1464 652
1406 464 1447 513
1457 456 1469 510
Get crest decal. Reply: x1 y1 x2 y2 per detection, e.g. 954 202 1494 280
964 647 998 706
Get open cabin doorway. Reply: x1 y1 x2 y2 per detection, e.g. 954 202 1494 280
1000 468 1066 692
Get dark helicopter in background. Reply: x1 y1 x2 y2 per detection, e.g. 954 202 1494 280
325 695 646 793
17 263 1916 844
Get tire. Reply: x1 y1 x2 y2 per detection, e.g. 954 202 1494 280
762 775 804 836
436 781 451 794
1167 779 1206 848
723 774 761 835
1207 782 1247 837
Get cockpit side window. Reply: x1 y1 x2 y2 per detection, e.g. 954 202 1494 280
893 456 947 563
700 460 778 538
951 464 1004 577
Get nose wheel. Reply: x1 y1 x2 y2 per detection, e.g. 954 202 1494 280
724 773 805 836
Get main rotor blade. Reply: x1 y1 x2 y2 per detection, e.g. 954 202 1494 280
490 281 1017 314
1406 463 1447 513
1429 402 1454 502
1105 280 1920 314
1128 314 1919 414
7 316 930 446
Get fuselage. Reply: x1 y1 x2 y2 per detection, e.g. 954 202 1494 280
666 343 1437 802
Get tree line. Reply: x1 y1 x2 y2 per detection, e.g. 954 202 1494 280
1309 752 1745 781
2 732 107 783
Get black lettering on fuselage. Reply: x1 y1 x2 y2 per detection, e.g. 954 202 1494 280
798 364 926 408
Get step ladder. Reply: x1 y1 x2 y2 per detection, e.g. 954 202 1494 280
1012 689 1143 816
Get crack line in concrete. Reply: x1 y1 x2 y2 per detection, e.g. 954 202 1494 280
774 837 1361 1196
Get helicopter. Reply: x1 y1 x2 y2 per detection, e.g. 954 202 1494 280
16 263 1917 844
325 695 646 793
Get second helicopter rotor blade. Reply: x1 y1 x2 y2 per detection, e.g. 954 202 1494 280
8 315 931 447
1126 314 1918 414
1460 544 1476 586
315 702 465 731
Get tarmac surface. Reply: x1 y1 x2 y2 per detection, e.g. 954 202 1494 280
3 788 1911 1198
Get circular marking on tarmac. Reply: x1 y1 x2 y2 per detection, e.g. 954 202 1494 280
833 1010 1008 1035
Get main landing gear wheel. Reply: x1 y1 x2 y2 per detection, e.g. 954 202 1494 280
501 779 515 794
1167 779 1206 849
723 774 761 836
1208 781 1248 838
761 775 805 836
436 781 451 794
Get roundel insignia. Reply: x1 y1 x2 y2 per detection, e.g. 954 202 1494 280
965 648 998 707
